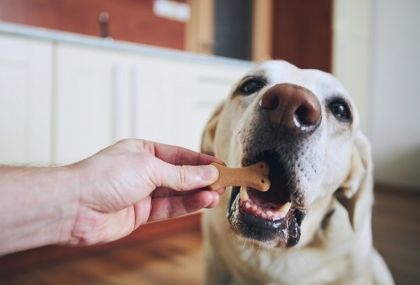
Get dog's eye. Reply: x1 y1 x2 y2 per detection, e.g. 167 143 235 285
329 101 351 121
238 78 265 95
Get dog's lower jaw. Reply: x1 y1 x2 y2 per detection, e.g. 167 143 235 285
227 187 305 248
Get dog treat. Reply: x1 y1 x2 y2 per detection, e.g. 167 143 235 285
209 161 271 191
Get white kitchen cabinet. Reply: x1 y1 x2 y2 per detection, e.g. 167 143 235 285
53 44 129 164
0 27 251 166
54 43 249 164
127 55 248 151
0 35 52 165
162 61 246 151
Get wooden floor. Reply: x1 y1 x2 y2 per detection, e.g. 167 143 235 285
0 186 419 285
0 228 205 285
371 186 420 285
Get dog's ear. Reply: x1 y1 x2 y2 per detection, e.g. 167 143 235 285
200 102 224 156
335 131 374 231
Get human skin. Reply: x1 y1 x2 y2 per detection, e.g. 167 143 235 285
0 139 224 255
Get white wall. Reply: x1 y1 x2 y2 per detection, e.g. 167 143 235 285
333 0 420 190
370 0 420 189
332 0 373 134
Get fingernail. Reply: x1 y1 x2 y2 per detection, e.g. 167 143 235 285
198 165 218 182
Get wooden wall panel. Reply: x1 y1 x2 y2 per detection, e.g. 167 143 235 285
252 0 273 62
272 0 332 72
0 0 186 50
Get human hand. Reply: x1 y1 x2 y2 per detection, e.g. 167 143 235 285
65 139 224 246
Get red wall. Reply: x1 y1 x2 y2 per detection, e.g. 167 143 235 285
272 0 332 72
0 0 186 50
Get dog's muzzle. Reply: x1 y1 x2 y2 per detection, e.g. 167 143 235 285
227 84 321 248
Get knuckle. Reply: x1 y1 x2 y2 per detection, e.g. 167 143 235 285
176 165 191 190
116 138 131 145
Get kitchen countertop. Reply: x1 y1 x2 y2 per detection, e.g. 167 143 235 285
0 21 254 68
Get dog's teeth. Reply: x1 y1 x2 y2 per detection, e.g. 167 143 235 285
240 186 249 202
279 202 292 216
252 205 257 211
245 202 251 209
261 213 267 219
267 211 273 217
273 212 281 220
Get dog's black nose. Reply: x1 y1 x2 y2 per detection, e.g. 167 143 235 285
259 83 321 134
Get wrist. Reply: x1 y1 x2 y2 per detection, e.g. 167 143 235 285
0 165 81 255
52 165 82 246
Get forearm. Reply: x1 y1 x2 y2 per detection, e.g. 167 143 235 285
0 139 223 255
0 166 79 255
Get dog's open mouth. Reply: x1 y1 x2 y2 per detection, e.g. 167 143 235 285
227 152 306 247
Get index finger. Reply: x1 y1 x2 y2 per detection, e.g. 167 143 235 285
152 141 225 166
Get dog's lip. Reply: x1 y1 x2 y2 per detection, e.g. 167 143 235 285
233 193 305 247
227 186 305 247
238 202 291 229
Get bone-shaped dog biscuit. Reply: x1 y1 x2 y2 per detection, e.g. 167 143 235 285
209 161 271 191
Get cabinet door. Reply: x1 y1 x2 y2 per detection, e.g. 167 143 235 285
125 55 178 145
0 35 52 165
54 44 130 164
55 43 252 164
166 61 249 151
128 54 251 152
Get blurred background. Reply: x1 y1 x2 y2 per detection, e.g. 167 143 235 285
0 0 418 284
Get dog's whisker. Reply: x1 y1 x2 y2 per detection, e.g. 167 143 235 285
291 247 309 267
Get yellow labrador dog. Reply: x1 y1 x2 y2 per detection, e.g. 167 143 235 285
200 60 394 285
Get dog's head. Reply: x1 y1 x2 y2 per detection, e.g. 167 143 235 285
201 60 373 248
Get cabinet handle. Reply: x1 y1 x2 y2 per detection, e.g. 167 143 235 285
112 64 123 142
131 66 142 138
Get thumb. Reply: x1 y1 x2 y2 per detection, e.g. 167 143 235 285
156 162 219 191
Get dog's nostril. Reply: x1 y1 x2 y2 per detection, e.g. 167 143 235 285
295 104 321 126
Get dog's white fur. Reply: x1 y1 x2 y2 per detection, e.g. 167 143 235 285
201 61 394 285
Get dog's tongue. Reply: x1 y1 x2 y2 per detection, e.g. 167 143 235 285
241 186 292 220
247 188 288 209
